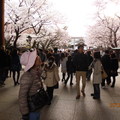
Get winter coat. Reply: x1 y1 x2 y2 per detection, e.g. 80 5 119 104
101 54 111 73
73 52 88 71
19 68 42 115
11 55 21 71
53 53 60 67
93 59 102 84
44 63 60 87
110 58 119 76
60 57 67 73
66 59 75 73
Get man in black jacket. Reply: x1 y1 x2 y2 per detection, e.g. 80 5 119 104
0 48 7 86
73 45 88 99
101 50 111 87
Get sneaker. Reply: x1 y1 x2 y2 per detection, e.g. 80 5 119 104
76 95 80 99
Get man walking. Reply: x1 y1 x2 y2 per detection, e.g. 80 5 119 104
73 45 88 99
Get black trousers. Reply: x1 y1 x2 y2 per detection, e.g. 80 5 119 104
101 69 111 86
86 69 92 80
47 87 54 101
93 84 100 98
101 76 111 86
65 72 73 84
111 76 116 86
0 69 7 84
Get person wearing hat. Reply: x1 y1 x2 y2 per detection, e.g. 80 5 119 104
73 45 88 99
19 49 42 120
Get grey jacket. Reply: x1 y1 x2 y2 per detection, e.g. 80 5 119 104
19 69 42 115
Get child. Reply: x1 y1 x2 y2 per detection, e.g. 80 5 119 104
90 52 102 99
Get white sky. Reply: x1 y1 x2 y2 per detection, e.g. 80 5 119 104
48 0 120 37
48 0 97 37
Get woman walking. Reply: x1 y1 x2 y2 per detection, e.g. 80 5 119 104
44 56 60 104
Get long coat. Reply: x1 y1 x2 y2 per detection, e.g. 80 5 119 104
93 60 102 84
110 58 119 76
60 57 67 73
44 64 60 87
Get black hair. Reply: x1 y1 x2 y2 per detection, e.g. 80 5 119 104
78 45 84 49
48 56 55 62
111 53 116 58
105 50 109 54
94 52 101 59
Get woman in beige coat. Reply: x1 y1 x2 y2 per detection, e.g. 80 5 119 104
44 56 60 104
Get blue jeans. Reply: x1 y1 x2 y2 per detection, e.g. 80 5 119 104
29 112 40 120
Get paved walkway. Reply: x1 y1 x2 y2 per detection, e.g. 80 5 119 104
0 71 120 120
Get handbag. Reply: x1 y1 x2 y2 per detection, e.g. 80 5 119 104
101 67 108 79
28 88 50 112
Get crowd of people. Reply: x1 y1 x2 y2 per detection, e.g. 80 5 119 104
0 48 21 87
0 45 119 120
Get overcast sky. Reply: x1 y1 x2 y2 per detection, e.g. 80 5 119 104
48 0 120 37
48 0 97 37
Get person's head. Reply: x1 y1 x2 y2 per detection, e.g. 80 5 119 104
48 56 55 64
54 47 58 53
94 52 101 59
105 50 109 55
20 49 41 72
111 53 116 59
86 51 91 56
78 45 84 53
68 55 72 61
61 53 66 60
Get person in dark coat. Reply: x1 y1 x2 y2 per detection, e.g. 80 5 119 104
65 55 75 85
101 50 111 87
11 49 21 86
110 53 119 87
53 48 60 67
86 51 93 81
73 45 88 99
0 48 7 86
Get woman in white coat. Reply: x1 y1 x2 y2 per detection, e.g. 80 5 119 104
44 56 60 104
91 52 102 99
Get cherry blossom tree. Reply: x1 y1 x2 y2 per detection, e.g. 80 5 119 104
87 0 120 48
